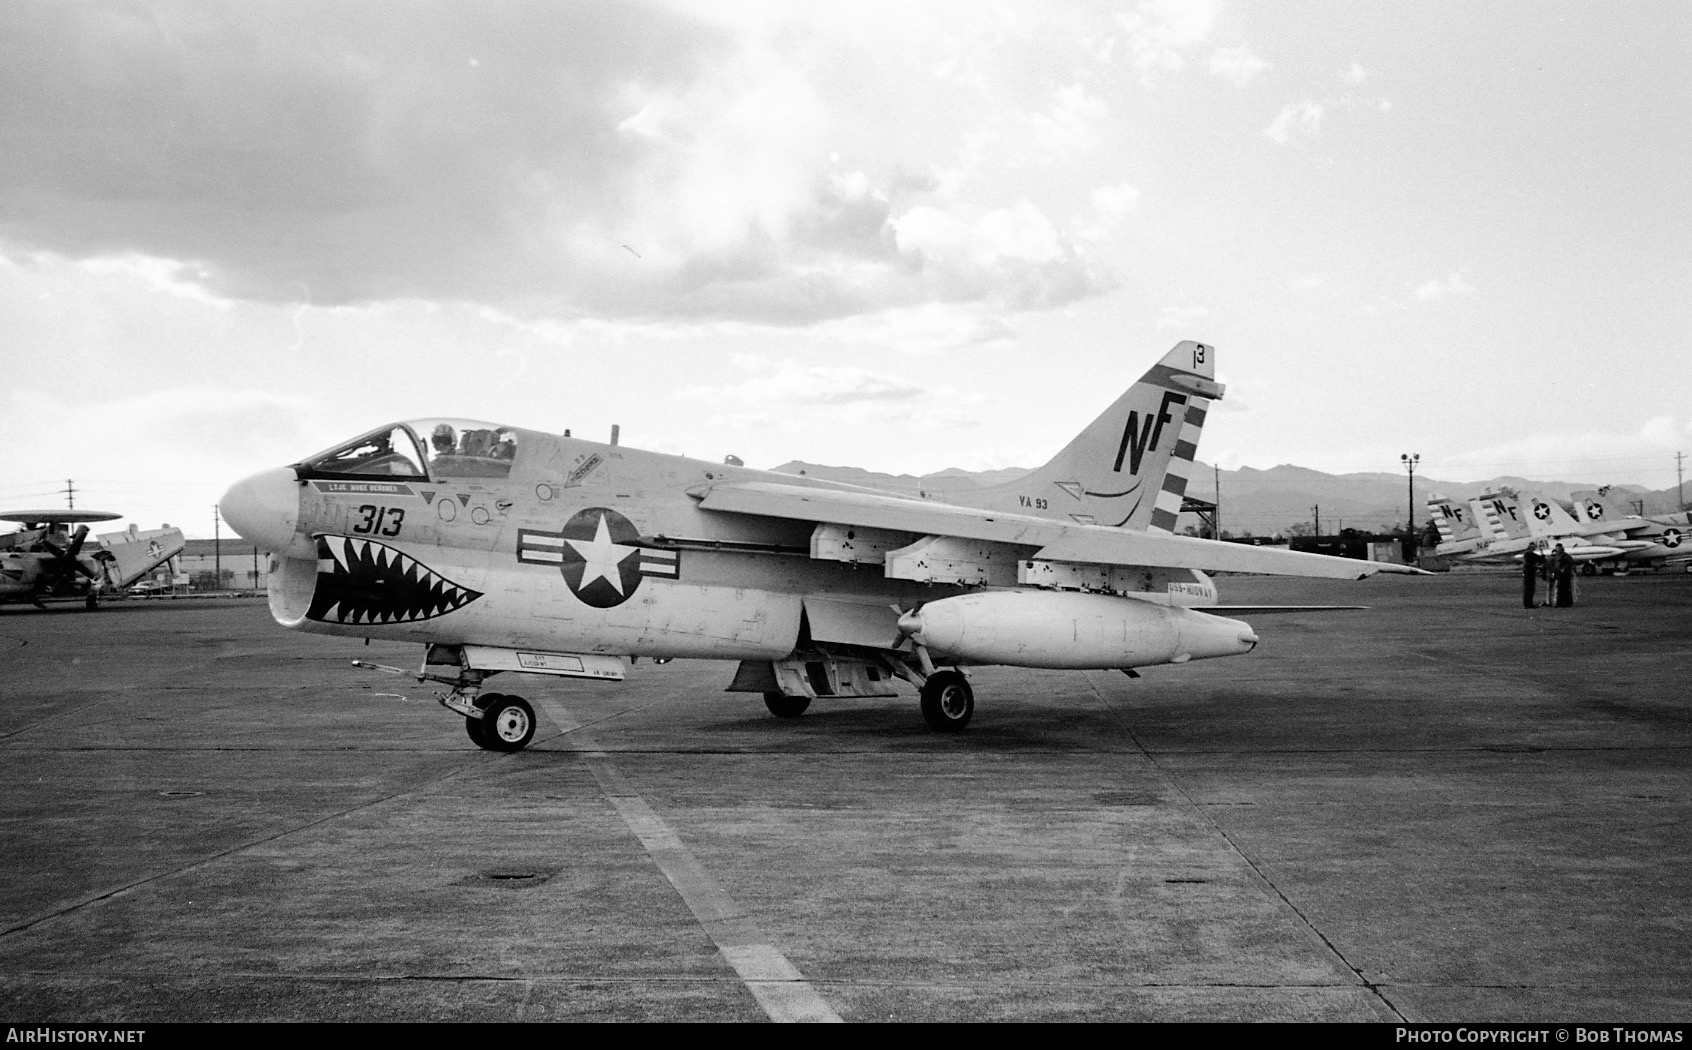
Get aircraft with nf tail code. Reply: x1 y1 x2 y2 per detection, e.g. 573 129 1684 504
1566 489 1692 573
1429 490 1636 567
220 341 1424 751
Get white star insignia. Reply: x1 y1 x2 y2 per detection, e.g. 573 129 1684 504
566 513 635 595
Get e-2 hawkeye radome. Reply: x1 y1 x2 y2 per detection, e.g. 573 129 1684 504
220 341 1423 750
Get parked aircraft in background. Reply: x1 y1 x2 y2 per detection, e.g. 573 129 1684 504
1504 490 1658 569
1569 489 1692 573
0 511 186 608
1427 495 1492 558
1427 492 1545 564
221 341 1423 750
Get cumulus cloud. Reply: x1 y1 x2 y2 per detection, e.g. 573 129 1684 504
1115 0 1218 79
0 2 1114 327
679 360 978 432
1414 268 1475 301
812 302 1016 355
1208 45 1268 87
1027 82 1110 158
1264 94 1391 144
1264 101 1324 143
79 254 235 310
1342 62 1369 84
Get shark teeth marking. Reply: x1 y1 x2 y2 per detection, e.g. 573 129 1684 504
305 535 483 626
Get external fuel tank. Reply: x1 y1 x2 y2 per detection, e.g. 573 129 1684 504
897 590 1257 670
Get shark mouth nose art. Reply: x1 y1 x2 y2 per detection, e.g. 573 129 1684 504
306 535 483 625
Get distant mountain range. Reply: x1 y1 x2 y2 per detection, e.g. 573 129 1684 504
770 460 1687 538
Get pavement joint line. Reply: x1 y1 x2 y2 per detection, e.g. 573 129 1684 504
0 754 497 942
8 968 1630 992
536 699 842 1023
0 691 134 741
12 742 1692 755
529 693 683 748
1083 670 1410 1023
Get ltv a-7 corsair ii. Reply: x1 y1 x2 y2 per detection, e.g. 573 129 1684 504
221 341 1422 751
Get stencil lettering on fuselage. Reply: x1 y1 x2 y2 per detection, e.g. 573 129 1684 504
517 507 679 609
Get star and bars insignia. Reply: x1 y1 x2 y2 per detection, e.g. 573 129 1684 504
517 507 678 608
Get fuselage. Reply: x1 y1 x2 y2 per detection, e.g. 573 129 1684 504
223 419 1229 667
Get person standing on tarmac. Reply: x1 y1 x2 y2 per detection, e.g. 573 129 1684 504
1522 546 1543 608
1552 543 1576 607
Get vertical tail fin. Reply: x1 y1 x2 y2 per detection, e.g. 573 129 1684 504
951 340 1221 532
1521 493 1580 536
1475 492 1531 540
1570 490 1634 525
1427 494 1481 546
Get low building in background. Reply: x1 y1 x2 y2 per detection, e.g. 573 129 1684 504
175 539 269 591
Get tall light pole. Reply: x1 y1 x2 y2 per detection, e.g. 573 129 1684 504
1401 453 1420 557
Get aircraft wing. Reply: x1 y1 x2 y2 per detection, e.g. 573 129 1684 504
695 481 1426 579
96 526 187 589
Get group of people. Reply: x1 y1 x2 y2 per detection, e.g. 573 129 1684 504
1522 544 1577 608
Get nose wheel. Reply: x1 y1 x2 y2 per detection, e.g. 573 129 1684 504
466 692 536 752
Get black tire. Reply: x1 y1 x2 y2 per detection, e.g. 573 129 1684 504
465 692 503 748
763 691 811 718
480 694 536 752
1581 563 1598 576
85 595 99 610
919 670 974 732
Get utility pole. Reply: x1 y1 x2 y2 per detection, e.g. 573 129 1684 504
1678 451 1686 511
1401 452 1420 557
1312 504 1320 537
63 479 75 510
1214 463 1221 540
214 505 222 591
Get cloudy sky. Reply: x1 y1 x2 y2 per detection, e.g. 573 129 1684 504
3 0 1687 537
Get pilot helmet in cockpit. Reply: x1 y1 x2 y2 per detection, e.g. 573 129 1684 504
431 423 457 455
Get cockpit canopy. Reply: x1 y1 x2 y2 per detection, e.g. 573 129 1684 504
296 419 521 481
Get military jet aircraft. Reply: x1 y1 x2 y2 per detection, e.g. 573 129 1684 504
221 341 1423 750
1427 494 1492 558
1567 489 1691 573
0 511 186 609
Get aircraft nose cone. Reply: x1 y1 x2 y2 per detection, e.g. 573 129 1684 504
221 467 303 554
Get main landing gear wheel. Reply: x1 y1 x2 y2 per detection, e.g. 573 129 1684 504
920 670 974 732
472 693 536 752
764 691 811 718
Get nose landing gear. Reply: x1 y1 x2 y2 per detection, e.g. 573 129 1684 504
469 692 536 752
